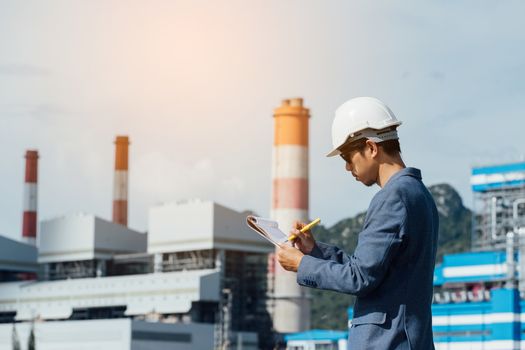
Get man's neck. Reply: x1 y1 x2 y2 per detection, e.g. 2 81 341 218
377 156 406 188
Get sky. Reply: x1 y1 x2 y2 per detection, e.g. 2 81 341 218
1 1 524 241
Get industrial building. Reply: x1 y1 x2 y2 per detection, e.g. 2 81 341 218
2 318 254 350
2 97 318 349
0 132 287 349
0 200 272 349
429 161 525 349
0 202 271 349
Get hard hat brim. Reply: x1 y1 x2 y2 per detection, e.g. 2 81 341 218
326 128 400 158
326 147 342 157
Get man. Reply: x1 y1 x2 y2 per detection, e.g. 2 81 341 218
277 97 439 349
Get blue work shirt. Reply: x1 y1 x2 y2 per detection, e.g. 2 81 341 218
297 167 439 350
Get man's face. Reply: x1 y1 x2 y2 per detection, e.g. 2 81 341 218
341 141 379 187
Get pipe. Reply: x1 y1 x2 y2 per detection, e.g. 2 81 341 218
491 196 498 240
506 231 516 288
22 150 38 244
513 198 525 231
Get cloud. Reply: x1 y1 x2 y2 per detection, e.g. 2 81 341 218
222 176 245 194
132 152 216 204
1 0 525 236
429 71 445 80
0 64 50 77
0 103 66 122
132 153 246 205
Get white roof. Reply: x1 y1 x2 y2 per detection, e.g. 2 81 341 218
38 213 147 263
148 200 273 254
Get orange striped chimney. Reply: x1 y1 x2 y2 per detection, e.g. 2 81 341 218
113 136 129 226
271 98 311 332
22 150 38 244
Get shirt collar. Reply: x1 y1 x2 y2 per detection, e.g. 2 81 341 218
383 167 422 188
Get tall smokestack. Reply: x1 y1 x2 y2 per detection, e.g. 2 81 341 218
113 136 129 226
271 98 310 332
22 150 38 244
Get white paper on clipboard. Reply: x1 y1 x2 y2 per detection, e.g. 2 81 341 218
246 215 289 246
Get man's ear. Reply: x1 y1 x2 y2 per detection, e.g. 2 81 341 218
365 139 379 158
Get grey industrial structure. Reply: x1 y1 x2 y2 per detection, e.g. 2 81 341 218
0 200 274 349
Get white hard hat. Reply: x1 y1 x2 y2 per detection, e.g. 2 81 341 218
326 97 402 157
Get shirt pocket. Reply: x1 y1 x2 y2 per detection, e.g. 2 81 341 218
351 311 387 326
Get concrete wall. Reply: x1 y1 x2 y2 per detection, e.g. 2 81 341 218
131 321 214 350
39 213 96 263
94 217 147 256
213 203 273 253
0 235 37 273
148 199 272 254
38 214 146 263
0 270 220 321
0 319 231 350
0 319 131 350
148 200 215 254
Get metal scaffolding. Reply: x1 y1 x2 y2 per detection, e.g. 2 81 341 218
470 162 525 297
471 162 525 251
214 250 272 350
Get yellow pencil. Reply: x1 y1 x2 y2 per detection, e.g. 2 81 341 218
288 218 321 242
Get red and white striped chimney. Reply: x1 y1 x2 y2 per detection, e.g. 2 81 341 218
113 136 129 226
271 98 311 332
22 150 38 245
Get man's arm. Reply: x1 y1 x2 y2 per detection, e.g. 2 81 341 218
308 241 352 264
289 222 352 264
296 193 407 297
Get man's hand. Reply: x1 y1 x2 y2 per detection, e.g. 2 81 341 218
276 244 304 272
289 221 316 254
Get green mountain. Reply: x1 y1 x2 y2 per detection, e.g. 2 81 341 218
309 183 472 330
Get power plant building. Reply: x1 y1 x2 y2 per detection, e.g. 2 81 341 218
0 201 272 349
38 214 147 280
3 94 318 349
2 319 224 350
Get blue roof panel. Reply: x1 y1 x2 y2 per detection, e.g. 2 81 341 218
284 329 348 341
432 301 491 315
443 251 506 267
434 265 444 286
472 179 525 192
472 162 525 176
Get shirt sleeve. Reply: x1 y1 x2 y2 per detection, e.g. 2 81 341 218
296 192 407 297
308 241 352 264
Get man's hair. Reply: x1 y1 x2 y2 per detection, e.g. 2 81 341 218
379 139 402 156
342 137 401 157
